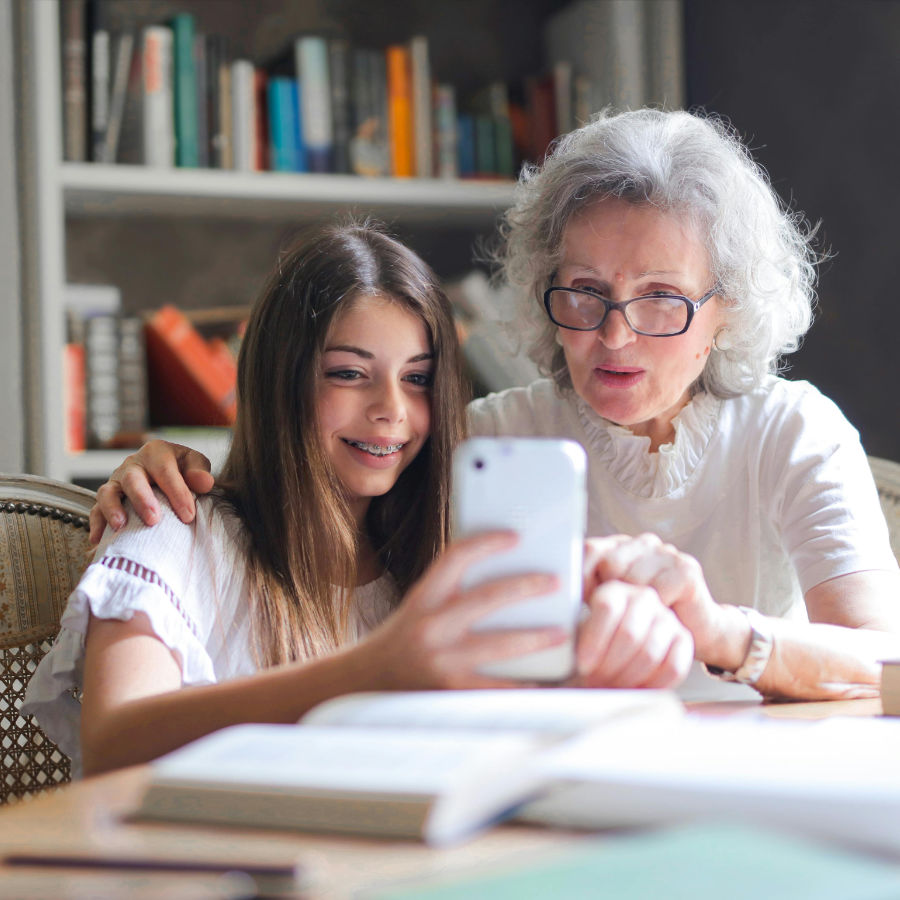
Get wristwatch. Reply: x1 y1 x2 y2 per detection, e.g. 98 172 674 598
705 605 774 687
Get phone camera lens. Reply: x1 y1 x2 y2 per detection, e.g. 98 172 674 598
474 459 485 470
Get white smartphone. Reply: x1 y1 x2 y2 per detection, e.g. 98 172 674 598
451 437 587 682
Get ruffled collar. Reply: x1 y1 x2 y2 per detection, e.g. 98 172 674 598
574 389 722 499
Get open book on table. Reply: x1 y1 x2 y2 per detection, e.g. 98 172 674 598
519 712 900 858
135 688 680 846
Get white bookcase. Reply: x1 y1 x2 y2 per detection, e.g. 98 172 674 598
20 0 517 483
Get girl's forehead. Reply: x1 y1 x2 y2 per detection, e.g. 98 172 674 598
325 295 431 349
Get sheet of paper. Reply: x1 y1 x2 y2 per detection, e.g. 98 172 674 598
300 688 681 734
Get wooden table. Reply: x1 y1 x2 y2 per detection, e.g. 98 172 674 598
0 698 886 898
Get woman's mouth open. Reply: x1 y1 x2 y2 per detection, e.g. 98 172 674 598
594 365 644 388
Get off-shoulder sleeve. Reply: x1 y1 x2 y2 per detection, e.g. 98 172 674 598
21 492 253 774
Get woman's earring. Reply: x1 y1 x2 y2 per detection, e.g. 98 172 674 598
712 327 732 352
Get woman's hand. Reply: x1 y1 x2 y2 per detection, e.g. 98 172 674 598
573 579 694 689
357 532 571 690
90 440 214 543
583 534 752 674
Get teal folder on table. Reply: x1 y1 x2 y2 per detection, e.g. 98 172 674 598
375 823 900 900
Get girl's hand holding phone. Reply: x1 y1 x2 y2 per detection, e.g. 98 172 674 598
357 532 570 690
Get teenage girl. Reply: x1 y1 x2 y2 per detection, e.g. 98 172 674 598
26 223 691 776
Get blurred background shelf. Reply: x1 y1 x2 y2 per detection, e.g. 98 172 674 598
62 163 517 224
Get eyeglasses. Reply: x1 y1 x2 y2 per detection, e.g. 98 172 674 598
543 285 720 337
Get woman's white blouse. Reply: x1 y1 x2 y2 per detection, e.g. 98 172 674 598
22 494 397 775
467 376 897 620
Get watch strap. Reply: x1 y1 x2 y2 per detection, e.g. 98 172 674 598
705 605 774 687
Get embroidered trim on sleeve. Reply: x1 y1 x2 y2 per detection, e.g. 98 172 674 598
97 555 201 640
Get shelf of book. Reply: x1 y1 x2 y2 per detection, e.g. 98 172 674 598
62 163 517 224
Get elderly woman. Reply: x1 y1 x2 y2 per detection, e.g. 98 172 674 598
92 109 899 699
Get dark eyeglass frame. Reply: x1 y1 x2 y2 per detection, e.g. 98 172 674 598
543 285 721 337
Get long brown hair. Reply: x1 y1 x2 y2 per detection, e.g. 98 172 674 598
217 222 469 666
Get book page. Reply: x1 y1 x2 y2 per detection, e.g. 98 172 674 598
300 688 681 735
151 724 538 795
537 714 900 789
520 714 900 857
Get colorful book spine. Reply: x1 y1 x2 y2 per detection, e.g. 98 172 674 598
328 38 352 174
141 26 174 167
295 36 333 173
63 308 86 453
171 13 198 167
62 0 88 162
84 313 120 447
90 5 110 163
205 35 225 167
253 68 268 171
193 32 209 167
289 80 306 171
101 31 134 164
267 77 294 171
433 83 457 179
218 50 233 169
230 59 254 171
370 50 390 175
457 114 475 177
386 44 414 177
409 35 432 178
493 115 515 178
349 48 388 176
117 316 148 439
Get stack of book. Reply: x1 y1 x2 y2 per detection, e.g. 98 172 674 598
64 288 244 452
64 283 148 452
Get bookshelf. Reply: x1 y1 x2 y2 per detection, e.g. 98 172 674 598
20 0 683 484
19 0 519 484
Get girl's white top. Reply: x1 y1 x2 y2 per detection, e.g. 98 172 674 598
468 376 897 620
22 494 397 775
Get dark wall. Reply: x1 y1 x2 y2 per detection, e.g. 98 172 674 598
685 0 900 458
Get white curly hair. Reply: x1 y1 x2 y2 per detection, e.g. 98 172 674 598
496 107 819 397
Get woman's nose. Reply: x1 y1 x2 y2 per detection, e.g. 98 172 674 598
596 308 637 349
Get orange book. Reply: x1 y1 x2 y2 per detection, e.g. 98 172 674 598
386 44 414 177
144 305 237 426
63 342 87 452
